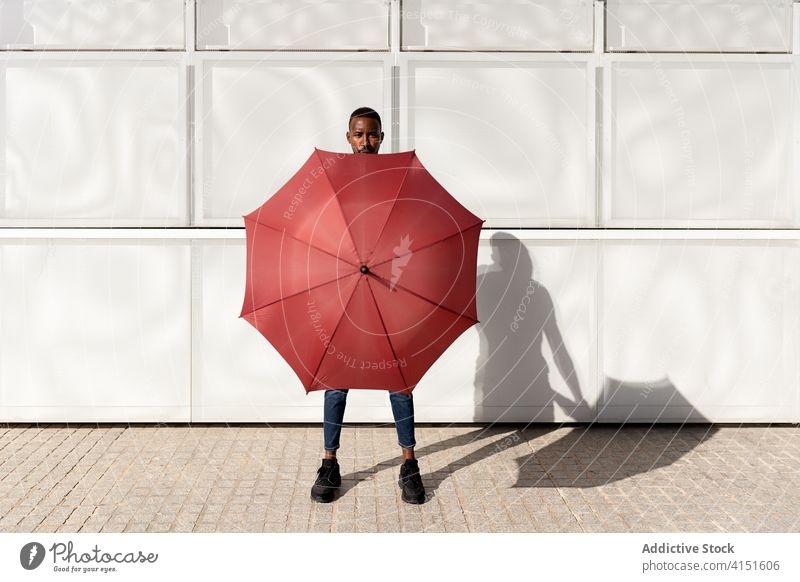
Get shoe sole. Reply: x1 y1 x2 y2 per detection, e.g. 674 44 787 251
310 490 338 503
398 479 426 504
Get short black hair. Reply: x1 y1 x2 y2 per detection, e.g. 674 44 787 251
349 107 382 130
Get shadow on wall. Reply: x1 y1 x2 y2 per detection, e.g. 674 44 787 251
462 232 716 490
474 232 584 421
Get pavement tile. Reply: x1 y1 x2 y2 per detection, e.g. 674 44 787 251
1 425 798 533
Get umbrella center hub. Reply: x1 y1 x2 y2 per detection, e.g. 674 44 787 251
360 265 370 275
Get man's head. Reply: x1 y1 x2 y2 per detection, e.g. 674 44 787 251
347 107 384 154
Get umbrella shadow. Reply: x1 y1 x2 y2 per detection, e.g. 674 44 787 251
513 376 716 487
474 233 585 421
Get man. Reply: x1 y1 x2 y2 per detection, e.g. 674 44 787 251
310 107 426 505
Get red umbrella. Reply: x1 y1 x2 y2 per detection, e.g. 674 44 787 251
240 149 483 393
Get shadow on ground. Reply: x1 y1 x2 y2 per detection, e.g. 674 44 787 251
338 420 717 499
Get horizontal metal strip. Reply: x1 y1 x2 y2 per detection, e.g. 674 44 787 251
2 228 800 240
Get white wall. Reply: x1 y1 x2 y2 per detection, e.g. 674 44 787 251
0 56 187 226
606 0 792 52
0 0 798 423
0 237 191 421
601 238 800 423
606 57 795 227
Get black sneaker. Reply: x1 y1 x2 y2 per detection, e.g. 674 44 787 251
310 458 341 503
398 459 426 504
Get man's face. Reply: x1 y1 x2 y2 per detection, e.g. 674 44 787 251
347 116 383 154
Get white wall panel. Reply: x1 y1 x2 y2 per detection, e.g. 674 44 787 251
0 0 184 49
194 234 598 423
0 60 187 225
404 57 594 227
401 0 594 51
606 0 792 53
196 0 389 50
0 240 191 422
199 56 389 224
607 59 795 227
601 241 800 422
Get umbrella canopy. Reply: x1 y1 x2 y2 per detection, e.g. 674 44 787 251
240 148 483 393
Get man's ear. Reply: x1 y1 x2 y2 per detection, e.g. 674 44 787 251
380 131 385 142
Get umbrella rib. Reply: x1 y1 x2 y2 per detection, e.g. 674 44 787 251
315 149 362 264
244 216 361 269
366 272 478 325
369 223 483 270
364 278 410 390
241 272 359 318
365 161 413 262
307 276 361 391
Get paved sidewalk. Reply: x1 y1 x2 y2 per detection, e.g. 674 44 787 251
0 424 798 533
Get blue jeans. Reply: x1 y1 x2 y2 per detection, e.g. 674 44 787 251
323 389 415 451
